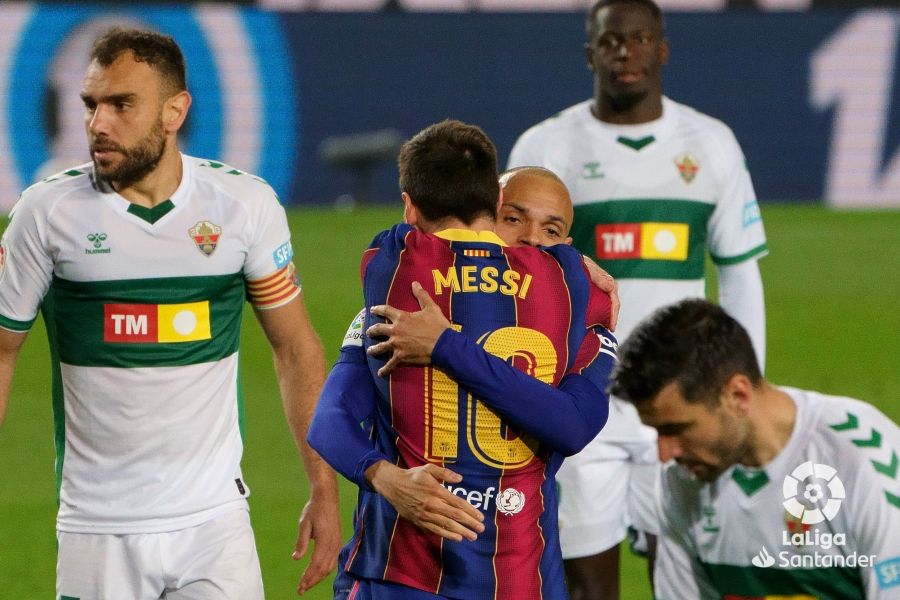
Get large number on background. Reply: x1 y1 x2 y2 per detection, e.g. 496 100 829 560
424 326 557 469
812 10 900 207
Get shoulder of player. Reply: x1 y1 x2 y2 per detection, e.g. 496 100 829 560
796 387 899 483
189 155 279 206
12 162 94 217
667 97 744 160
513 101 590 147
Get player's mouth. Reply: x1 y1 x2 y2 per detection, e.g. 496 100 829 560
91 145 122 161
614 71 643 85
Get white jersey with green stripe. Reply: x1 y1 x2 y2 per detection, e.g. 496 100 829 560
656 387 900 600
508 96 768 340
0 154 301 534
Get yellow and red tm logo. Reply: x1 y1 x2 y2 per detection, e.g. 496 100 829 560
103 302 211 343
594 222 689 261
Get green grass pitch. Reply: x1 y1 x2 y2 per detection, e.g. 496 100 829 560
0 204 897 598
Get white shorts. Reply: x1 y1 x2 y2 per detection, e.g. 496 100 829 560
57 508 264 600
557 398 660 559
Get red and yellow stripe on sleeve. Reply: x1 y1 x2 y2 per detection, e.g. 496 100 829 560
247 262 301 309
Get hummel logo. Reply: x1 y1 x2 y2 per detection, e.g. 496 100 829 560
85 233 110 255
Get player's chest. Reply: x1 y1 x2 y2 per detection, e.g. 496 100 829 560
49 202 249 281
563 141 718 205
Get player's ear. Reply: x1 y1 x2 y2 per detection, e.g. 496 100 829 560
659 37 670 67
564 236 573 246
495 189 503 217
163 90 191 134
722 373 753 416
584 42 595 71
402 192 418 227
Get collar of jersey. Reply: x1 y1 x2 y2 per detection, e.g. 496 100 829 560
582 95 676 145
106 153 193 226
434 228 507 246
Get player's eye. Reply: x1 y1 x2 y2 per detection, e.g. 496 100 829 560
544 228 561 238
504 215 522 224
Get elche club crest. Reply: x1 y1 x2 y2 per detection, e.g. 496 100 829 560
674 153 700 183
189 221 222 257
497 488 525 516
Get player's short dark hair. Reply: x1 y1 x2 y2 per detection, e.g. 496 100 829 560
586 0 665 40
90 27 187 96
398 120 499 225
610 299 762 406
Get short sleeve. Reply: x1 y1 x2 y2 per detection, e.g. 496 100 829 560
0 195 54 331
243 187 301 310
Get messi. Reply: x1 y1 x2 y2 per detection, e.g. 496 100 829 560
431 266 533 299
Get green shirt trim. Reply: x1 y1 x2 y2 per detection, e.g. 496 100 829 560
711 242 768 266
616 135 656 151
127 200 175 224
701 561 865 599
0 313 35 332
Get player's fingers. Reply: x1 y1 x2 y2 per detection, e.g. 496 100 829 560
366 339 392 356
608 286 620 332
377 354 402 377
369 304 400 322
366 322 393 339
443 503 486 534
411 281 437 309
297 549 335 595
422 463 463 484
292 521 311 561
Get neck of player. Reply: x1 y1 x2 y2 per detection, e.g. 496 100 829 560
738 383 797 469
592 83 663 125
113 145 184 209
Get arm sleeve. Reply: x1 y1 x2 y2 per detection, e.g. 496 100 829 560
307 329 387 491
430 326 616 456
243 185 301 310
717 259 766 372
0 195 54 331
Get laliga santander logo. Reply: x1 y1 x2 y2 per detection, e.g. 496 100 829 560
497 488 526 516
782 461 845 525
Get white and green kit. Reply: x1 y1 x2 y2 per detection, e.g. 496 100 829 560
656 388 900 599
508 96 767 340
0 154 301 534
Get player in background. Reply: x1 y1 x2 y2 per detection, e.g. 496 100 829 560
0 28 340 598
611 299 900 599
309 121 617 599
507 0 768 596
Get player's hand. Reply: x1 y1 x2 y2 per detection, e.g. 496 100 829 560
366 461 486 542
292 492 343 595
582 255 620 332
367 281 451 376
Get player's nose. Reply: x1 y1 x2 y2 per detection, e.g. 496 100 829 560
657 435 682 462
519 224 541 247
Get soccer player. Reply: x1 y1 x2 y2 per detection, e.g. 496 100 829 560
309 121 617 599
507 0 768 595
610 299 900 599
0 28 340 598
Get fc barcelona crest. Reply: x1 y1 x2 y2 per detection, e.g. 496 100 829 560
675 153 700 183
189 221 222 257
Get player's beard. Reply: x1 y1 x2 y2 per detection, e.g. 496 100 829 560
605 87 649 113
91 118 167 190
682 413 752 483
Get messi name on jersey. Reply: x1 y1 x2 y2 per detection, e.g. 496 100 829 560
431 265 533 299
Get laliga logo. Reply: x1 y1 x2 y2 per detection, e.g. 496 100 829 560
497 488 526 516
782 461 845 524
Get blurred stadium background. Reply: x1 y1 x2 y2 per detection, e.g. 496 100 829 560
0 2 897 598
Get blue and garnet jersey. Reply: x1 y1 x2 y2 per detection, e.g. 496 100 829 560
346 224 613 599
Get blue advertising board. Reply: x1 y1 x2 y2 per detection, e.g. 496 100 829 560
0 7 896 209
